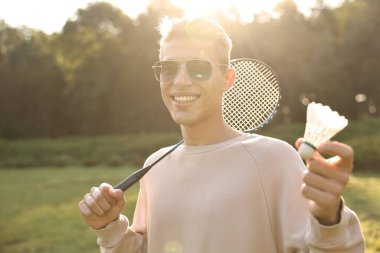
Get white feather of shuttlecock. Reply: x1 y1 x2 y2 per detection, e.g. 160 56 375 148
298 102 348 159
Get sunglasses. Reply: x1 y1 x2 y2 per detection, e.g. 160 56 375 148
152 59 228 83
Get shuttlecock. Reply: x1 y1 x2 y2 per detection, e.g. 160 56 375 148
298 102 348 160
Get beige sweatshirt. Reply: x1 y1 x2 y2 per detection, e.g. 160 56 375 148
96 133 365 253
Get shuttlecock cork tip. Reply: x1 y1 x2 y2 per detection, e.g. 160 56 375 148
298 141 316 160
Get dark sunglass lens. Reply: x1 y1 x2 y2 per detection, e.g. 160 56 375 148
187 60 212 81
158 61 178 82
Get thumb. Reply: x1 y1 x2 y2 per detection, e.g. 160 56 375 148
99 183 118 205
99 183 125 210
109 188 124 200
108 188 125 210
295 138 303 149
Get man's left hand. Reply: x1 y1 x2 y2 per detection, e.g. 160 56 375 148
295 139 354 226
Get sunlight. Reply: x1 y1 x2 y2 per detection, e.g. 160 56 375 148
0 0 345 34
168 0 345 22
106 0 151 18
171 0 285 22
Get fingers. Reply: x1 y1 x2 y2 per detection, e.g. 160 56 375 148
82 191 106 216
100 183 125 208
318 141 353 160
99 183 117 205
317 141 354 172
295 139 354 225
307 157 350 186
301 163 344 225
301 141 353 225
303 158 348 206
301 179 342 226
303 168 346 197
78 183 126 229
301 182 340 209
78 199 92 216
79 183 122 218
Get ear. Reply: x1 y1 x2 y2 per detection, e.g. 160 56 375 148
223 68 235 92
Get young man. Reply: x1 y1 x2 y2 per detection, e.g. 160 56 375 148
79 17 365 252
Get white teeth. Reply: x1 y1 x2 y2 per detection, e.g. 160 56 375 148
173 96 198 103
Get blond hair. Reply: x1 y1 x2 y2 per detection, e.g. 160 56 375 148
158 17 232 64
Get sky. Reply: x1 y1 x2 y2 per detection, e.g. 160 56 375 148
0 0 345 34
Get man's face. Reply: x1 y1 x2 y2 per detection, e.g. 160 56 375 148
159 39 229 129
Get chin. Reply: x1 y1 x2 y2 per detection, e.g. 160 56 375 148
171 115 198 127
172 117 192 126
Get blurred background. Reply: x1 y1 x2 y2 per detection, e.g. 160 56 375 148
0 0 379 252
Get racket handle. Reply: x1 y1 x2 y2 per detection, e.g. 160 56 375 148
114 165 152 191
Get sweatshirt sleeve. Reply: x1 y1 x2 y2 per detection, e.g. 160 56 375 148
251 136 365 252
306 203 365 252
95 181 148 253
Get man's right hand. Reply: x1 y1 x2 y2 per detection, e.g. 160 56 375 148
79 183 126 230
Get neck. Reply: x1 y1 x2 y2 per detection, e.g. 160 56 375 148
180 119 242 146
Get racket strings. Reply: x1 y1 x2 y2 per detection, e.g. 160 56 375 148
223 59 280 132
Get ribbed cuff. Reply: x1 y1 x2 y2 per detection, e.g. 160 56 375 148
94 215 129 247
305 205 354 247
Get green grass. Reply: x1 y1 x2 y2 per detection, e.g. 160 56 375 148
0 168 378 252
0 167 140 253
343 172 380 253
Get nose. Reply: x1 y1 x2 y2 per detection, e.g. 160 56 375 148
173 62 192 86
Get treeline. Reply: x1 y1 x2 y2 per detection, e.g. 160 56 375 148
0 0 379 138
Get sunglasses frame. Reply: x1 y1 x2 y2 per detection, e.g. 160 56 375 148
152 58 228 83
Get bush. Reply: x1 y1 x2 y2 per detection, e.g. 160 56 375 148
0 132 181 169
0 117 378 171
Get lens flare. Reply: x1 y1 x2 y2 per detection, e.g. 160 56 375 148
164 241 183 253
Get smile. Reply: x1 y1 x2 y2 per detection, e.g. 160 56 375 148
172 95 199 103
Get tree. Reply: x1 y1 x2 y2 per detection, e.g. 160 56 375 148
336 0 380 118
0 25 66 138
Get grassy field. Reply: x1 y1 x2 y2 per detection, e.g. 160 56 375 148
0 118 379 251
0 167 140 253
344 172 380 252
0 167 379 253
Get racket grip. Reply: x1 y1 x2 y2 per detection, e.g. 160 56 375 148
114 165 152 191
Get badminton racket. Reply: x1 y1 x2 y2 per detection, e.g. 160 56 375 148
115 58 280 191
